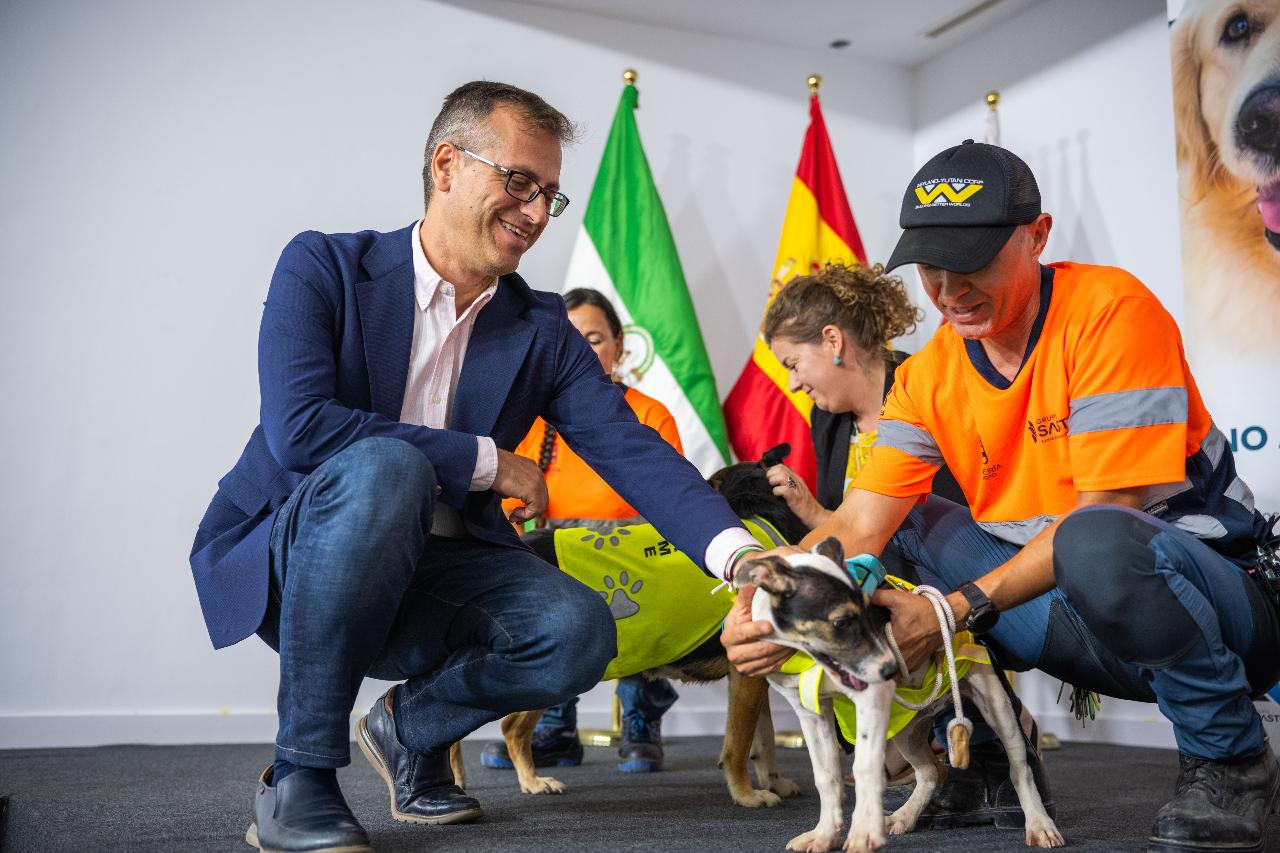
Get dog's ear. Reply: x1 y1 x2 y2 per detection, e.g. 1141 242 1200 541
1169 11 1216 196
733 555 796 596
812 536 844 567
760 443 791 468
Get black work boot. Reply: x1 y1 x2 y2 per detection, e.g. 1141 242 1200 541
1147 748 1280 853
246 765 372 853
882 738 1055 828
618 713 664 773
480 726 584 769
356 687 482 825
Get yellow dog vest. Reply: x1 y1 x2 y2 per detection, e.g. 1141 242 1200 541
779 576 991 743
553 516 788 681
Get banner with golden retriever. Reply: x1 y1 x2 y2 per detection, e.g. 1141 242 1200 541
1169 0 1279 506
1169 0 1280 747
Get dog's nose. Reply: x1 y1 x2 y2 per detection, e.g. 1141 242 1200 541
1237 86 1280 157
879 660 899 681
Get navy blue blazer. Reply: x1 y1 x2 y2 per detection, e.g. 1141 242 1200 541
190 223 742 649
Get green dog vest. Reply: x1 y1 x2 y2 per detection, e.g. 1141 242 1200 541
552 516 787 681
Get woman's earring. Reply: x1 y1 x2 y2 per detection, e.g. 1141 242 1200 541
833 354 843 366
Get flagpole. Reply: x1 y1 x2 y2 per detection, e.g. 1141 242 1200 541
985 90 1001 146
769 71 829 754
623 68 637 86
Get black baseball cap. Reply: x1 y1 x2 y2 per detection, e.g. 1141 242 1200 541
886 140 1041 274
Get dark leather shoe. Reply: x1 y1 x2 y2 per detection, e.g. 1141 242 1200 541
356 687 482 825
245 764 372 853
1147 748 1280 853
882 739 1055 829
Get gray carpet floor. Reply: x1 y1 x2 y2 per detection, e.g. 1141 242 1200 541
2 738 1276 852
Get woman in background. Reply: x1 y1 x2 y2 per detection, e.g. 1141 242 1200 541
486 288 682 774
761 261 964 526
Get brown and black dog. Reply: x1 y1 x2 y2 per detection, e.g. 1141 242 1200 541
456 445 810 807
736 541 1062 852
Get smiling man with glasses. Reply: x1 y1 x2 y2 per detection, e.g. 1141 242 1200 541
454 144 571 218
189 80 763 853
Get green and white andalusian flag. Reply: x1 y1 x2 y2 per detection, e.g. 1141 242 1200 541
562 82 730 475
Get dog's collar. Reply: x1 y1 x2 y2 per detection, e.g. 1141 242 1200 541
769 552 886 596
844 554 886 597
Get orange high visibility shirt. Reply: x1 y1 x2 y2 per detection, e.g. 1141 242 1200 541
855 262 1258 557
502 386 684 521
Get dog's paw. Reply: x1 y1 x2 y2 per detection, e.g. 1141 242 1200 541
519 774 566 795
732 787 782 808
884 810 916 836
770 774 802 798
844 823 886 853
1024 818 1064 848
786 829 840 851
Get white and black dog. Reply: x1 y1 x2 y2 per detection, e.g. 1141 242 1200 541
735 538 1063 852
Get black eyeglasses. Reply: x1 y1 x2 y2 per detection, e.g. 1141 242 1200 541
454 145 570 217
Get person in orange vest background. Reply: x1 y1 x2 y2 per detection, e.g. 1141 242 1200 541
485 287 682 773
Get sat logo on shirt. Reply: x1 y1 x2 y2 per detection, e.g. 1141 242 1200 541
1027 413 1069 443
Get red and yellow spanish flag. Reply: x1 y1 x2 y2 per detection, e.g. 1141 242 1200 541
723 90 866 487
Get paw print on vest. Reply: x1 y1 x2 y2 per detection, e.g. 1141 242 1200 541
602 570 643 620
579 527 633 550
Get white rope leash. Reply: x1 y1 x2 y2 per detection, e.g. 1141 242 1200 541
883 584 973 766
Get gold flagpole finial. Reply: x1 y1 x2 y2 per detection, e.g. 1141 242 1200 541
623 68 638 86
807 74 822 95
986 90 1000 109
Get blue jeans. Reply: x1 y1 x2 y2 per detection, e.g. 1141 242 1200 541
892 497 1280 760
256 438 618 768
538 676 679 732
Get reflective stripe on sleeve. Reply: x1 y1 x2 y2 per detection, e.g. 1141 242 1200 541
977 515 1059 546
1225 477 1256 513
1202 424 1227 468
1068 386 1188 435
875 420 944 467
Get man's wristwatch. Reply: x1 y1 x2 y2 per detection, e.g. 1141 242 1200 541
957 582 1000 634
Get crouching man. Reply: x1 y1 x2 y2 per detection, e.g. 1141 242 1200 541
190 81 761 852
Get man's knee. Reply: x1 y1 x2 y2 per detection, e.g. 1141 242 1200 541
276 438 436 599
317 438 436 523
1054 506 1198 666
527 583 617 704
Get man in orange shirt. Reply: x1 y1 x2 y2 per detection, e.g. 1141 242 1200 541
723 141 1280 853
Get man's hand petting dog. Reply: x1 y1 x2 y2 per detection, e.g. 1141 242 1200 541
494 449 549 523
722 548 802 677
870 585 960 672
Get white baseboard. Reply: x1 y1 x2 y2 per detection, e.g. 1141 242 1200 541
1033 709 1176 750
17 699 1276 754
0 712 285 750
0 704 760 750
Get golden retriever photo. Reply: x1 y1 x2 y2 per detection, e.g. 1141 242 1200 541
1171 0 1280 360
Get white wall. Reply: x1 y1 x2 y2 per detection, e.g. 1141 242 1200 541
2 0 1229 754
0 0 914 747
910 0 1182 750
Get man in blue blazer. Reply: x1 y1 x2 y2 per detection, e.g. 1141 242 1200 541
190 81 762 852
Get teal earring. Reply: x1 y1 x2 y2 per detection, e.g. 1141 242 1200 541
833 354 843 366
